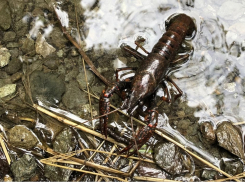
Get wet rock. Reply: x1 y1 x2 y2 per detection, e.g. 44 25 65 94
10 154 37 181
43 58 59 70
44 128 76 181
175 176 201 182
62 81 88 110
53 127 77 153
0 48 11 68
30 70 66 105
7 125 39 149
6 42 19 48
9 48 19 58
21 37 36 56
48 27 69 49
76 69 95 89
8 0 26 20
216 122 244 159
36 33 56 58
217 1 245 21
4 57 22 75
220 158 243 176
0 84 16 98
199 121 216 144
137 162 169 179
14 18 28 37
201 169 218 180
44 165 72 181
3 31 16 42
154 142 184 175
65 66 79 82
0 0 11 30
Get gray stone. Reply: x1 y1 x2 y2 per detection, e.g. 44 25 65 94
76 69 95 89
53 127 77 153
30 70 66 105
44 165 72 181
216 122 244 159
5 57 22 75
3 31 16 42
154 142 183 175
6 42 19 48
0 48 11 68
14 18 28 37
0 0 11 30
44 127 76 181
21 37 35 56
62 81 88 110
7 125 39 149
48 27 69 49
10 154 37 181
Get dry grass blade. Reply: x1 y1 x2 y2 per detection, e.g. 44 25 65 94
133 176 179 182
41 159 127 181
18 117 36 123
41 148 130 178
0 135 11 165
232 121 245 126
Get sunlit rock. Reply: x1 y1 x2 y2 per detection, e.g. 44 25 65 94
0 84 16 98
7 125 39 149
0 48 11 68
35 33 56 58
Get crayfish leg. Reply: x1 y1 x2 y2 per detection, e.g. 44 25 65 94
99 85 120 138
119 109 158 156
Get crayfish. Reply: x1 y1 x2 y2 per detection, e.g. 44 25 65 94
99 13 196 156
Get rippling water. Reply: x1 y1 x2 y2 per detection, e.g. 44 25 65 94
77 0 245 124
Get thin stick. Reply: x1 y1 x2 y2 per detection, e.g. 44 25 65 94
133 176 179 182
